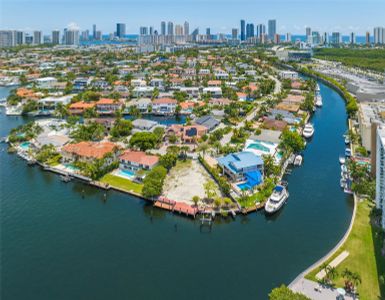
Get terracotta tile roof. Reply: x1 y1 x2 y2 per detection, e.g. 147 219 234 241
180 101 204 109
153 98 177 104
63 141 117 159
69 101 96 109
96 98 121 105
119 150 159 167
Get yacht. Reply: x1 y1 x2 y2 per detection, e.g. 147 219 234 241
293 155 303 166
345 148 352 157
344 135 350 145
5 105 22 116
339 155 346 164
315 93 323 107
302 123 315 138
265 185 289 214
316 84 320 92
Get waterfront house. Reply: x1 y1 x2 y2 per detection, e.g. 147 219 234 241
262 118 288 131
119 150 159 171
69 101 96 115
95 98 123 115
152 98 177 115
217 151 264 182
132 118 159 132
36 77 57 89
202 87 222 98
194 115 220 132
167 124 207 143
62 141 119 164
37 95 73 113
179 101 205 114
132 86 154 98
209 98 232 107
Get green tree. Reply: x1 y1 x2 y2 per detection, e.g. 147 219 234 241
159 153 177 170
129 132 159 151
110 119 132 138
204 180 217 200
142 166 167 198
269 285 310 300
280 129 305 153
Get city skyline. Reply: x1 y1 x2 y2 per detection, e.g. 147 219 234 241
1 0 384 35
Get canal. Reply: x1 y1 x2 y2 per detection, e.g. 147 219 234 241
0 81 353 300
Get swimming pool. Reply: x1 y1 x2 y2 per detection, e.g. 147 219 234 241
64 163 79 171
19 142 30 150
237 182 252 191
246 141 270 153
116 169 135 180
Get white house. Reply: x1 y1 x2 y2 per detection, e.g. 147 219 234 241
36 77 58 89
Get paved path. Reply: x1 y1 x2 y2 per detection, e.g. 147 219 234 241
291 278 355 300
315 251 349 280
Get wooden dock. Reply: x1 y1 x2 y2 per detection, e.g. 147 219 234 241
153 197 198 218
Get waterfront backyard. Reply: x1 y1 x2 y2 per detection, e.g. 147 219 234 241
162 159 220 205
305 200 385 300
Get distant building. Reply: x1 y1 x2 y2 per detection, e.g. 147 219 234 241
184 21 189 36
268 19 276 41
331 32 341 45
274 34 280 44
176 25 184 36
92 24 97 39
14 31 24 45
167 21 174 36
366 31 371 46
232 28 238 40
286 32 292 43
64 29 79 45
240 19 246 41
139 26 148 36
374 27 385 44
33 30 42 45
52 30 60 44
256 24 265 38
161 21 166 35
0 30 15 47
116 23 126 38
246 23 254 39
350 32 356 44
375 126 385 229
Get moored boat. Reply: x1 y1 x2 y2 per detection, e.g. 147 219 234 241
265 185 289 214
302 123 314 138
339 156 346 164
293 155 303 166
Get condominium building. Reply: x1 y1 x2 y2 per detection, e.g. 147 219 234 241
240 20 246 41
374 27 385 44
33 30 42 45
64 29 79 45
268 19 276 41
52 30 60 44
167 22 174 36
331 32 341 44
350 32 356 44
184 21 189 36
366 32 371 46
0 30 14 47
375 126 385 229
161 21 166 35
116 23 126 38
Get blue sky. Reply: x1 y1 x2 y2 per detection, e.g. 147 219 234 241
1 0 384 35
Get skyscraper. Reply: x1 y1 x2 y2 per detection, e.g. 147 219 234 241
323 32 329 45
93 24 96 39
15 31 24 45
256 24 266 38
0 30 15 47
331 32 341 44
366 31 371 46
286 32 292 43
374 27 385 44
175 25 183 36
161 21 166 35
232 28 238 40
246 23 254 39
116 23 126 38
268 20 276 41
52 30 60 44
64 29 79 45
240 20 246 41
33 31 42 45
350 32 356 44
184 21 189 36
139 27 148 35
167 22 174 35
149 27 153 35
206 28 211 36
81 30 89 41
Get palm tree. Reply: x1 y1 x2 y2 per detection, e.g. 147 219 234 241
350 272 361 292
342 268 353 292
197 142 209 158
192 195 200 207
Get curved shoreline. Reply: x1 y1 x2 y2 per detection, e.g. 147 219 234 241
288 69 358 288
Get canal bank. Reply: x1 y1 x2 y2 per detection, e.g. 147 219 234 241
0 82 353 300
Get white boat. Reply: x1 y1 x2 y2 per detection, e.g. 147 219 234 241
339 156 346 164
315 94 323 107
316 84 320 92
294 155 303 166
345 148 352 157
344 136 350 144
5 105 22 116
303 123 314 138
341 164 348 174
265 185 289 214
340 178 346 188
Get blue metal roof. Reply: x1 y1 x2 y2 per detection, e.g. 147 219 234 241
217 151 263 174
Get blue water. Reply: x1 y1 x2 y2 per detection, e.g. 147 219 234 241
19 142 30 150
0 81 353 300
237 182 252 191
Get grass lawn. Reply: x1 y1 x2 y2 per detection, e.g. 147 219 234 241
100 174 143 195
306 200 385 300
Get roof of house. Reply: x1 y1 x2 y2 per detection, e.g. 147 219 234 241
152 98 177 104
96 98 121 105
217 151 263 174
250 129 282 144
62 141 117 159
119 150 159 166
69 101 96 109
132 118 158 129
194 115 220 131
